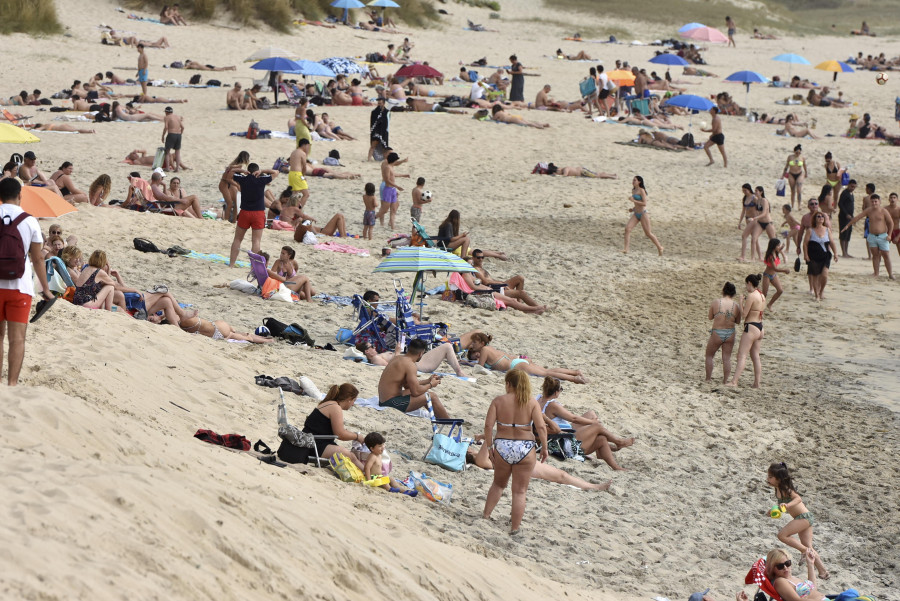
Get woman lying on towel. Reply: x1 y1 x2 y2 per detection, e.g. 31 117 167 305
354 340 466 377
177 315 273 343
465 332 587 383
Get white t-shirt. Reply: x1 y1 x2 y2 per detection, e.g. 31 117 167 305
0 204 42 296
470 82 485 101
597 72 609 90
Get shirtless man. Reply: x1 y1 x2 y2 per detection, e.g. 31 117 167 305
288 140 310 207
702 107 728 168
17 151 61 195
149 171 202 217
105 71 127 84
226 83 245 110
136 44 149 98
534 84 583 112
887 192 900 260
377 338 450 418
842 194 894 279
632 66 648 99
376 152 404 230
471 249 525 291
161 106 187 171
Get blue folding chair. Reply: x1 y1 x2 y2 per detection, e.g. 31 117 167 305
392 279 453 351
350 294 397 352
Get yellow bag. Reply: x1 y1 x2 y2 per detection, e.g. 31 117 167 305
329 452 364 483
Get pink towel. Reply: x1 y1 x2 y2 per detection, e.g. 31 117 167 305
448 271 474 293
313 241 370 256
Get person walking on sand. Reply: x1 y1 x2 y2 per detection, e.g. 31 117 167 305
727 274 765 388
782 144 807 210
228 163 278 267
837 179 857 258
623 175 663 255
507 54 525 102
0 179 53 386
288 140 311 208
726 16 737 47
482 370 547 535
702 107 728 167
136 44 149 98
841 194 894 279
161 107 187 172
368 98 390 161
705 282 741 383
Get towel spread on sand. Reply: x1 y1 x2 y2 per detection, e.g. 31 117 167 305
312 293 355 306
313 241 370 256
185 250 249 268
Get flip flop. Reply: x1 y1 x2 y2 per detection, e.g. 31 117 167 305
30 297 56 323
147 284 168 294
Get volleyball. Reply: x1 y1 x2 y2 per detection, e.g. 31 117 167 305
876 73 888 85
422 190 433 200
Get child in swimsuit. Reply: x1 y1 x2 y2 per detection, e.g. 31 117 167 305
361 432 417 496
362 182 377 240
780 204 803 254
767 462 829 580
762 239 790 309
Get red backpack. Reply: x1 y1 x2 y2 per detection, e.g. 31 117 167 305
0 212 29 280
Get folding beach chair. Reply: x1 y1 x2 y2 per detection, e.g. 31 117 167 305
2 109 33 127
392 279 453 350
745 557 784 601
350 294 397 352
45 257 74 297
246 250 270 293
410 217 448 250
276 389 332 466
278 83 300 106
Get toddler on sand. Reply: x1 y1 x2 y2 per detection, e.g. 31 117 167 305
363 432 416 496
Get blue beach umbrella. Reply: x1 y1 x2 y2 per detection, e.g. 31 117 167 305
332 0 365 24
283 60 337 77
250 57 303 72
772 53 811 79
724 70 769 111
679 22 705 36
320 57 367 75
649 54 690 67
663 94 715 131
815 60 854 82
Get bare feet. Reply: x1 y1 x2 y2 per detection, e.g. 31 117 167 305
616 437 636 449
595 480 613 491
725 380 737 387
706 161 715 166
657 246 664 256
573 375 588 384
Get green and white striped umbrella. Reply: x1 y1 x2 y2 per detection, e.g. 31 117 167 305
373 246 476 274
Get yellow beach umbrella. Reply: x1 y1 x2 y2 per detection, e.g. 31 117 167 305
815 60 854 82
0 123 40 144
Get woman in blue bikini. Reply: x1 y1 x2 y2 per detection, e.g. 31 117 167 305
704 282 742 383
482 370 548 535
623 175 663 255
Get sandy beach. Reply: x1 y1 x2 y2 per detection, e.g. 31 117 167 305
1 1 899 600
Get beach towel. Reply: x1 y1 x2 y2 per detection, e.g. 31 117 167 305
184 250 249 268
614 140 690 152
313 241 369 256
354 395 429 418
311 293 354 306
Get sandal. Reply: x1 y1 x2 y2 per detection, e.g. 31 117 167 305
147 284 168 294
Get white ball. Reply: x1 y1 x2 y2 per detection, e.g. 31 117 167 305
876 73 888 85
422 190 433 200
700 120 707 128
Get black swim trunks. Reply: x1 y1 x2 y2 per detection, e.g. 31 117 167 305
710 133 725 145
164 132 182 151
379 395 411 413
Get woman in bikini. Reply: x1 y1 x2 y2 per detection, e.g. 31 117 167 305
166 176 203 218
49 162 89 204
219 151 249 224
762 239 790 310
751 186 777 259
623 175 663 255
88 174 112 206
738 183 761 262
271 246 299 279
803 212 837 301
782 144 807 210
112 101 164 122
72 250 116 310
705 281 742 383
822 152 842 213
31 123 95 134
178 315 273 343
466 332 587 383
727 274 766 388
482 370 548 535
257 250 315 302
348 79 369 106
767 547 829 601
538 377 634 470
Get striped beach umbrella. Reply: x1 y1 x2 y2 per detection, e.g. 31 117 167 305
374 246 476 274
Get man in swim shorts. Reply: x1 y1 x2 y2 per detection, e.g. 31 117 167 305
841 194 894 279
288 139 310 207
136 44 149 97
161 106 186 172
377 338 451 418
702 107 728 168
376 152 404 229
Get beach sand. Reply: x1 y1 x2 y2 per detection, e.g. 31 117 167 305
1 1 898 600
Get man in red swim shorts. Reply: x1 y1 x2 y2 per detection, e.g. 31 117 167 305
228 162 279 267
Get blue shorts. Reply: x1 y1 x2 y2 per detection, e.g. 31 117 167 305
363 210 376 226
867 232 889 251
138 68 148 83
382 186 398 204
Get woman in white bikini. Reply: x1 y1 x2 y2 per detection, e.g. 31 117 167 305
705 282 742 383
727 274 766 388
466 332 587 383
482 370 548 535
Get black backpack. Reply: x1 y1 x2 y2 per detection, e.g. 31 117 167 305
0 212 29 279
207 79 222 87
678 132 695 147
189 74 202 85
133 238 162 253
263 318 315 346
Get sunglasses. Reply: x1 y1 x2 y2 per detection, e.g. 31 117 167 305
775 560 792 570
809 202 819 206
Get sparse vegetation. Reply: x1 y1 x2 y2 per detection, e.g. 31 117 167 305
0 0 62 35
456 0 501 11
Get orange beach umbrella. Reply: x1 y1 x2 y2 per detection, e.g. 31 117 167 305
607 69 636 86
20 186 77 218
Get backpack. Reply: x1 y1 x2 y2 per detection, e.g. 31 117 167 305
545 433 585 461
189 74 202 85
263 317 315 346
678 132 695 147
0 212 29 279
207 79 222 87
133 238 162 253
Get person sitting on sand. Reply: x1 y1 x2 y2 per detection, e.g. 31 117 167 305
466 333 587 383
491 104 549 129
293 383 366 468
43 235 65 258
766 548 829 601
256 250 315 301
112 101 163 122
555 49 592 60
183 60 235 71
88 174 112 206
48 162 89 204
777 114 820 139
807 89 846 107
355 340 466 377
149 171 202 217
226 83 247 110
851 20 874 36
72 250 117 310
243 85 261 110
534 84 584 112
538 376 634 470
377 338 451 418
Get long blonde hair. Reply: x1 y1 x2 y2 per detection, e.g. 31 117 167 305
505 370 531 408
765 548 791 582
89 174 111 203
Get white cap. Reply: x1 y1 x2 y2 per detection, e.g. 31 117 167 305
153 167 166 178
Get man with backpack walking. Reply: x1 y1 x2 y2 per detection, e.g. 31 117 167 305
0 178 52 386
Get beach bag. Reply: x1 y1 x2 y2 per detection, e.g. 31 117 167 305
329 453 364 483
794 256 802 272
678 132 694 147
424 421 469 472
0 212 29 279
133 238 162 253
408 471 453 504
776 178 787 197
207 79 222 87
545 433 585 461
579 77 597 98
189 74 202 85
841 170 850 186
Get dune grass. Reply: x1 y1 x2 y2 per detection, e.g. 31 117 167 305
0 0 62 35
129 0 439 32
